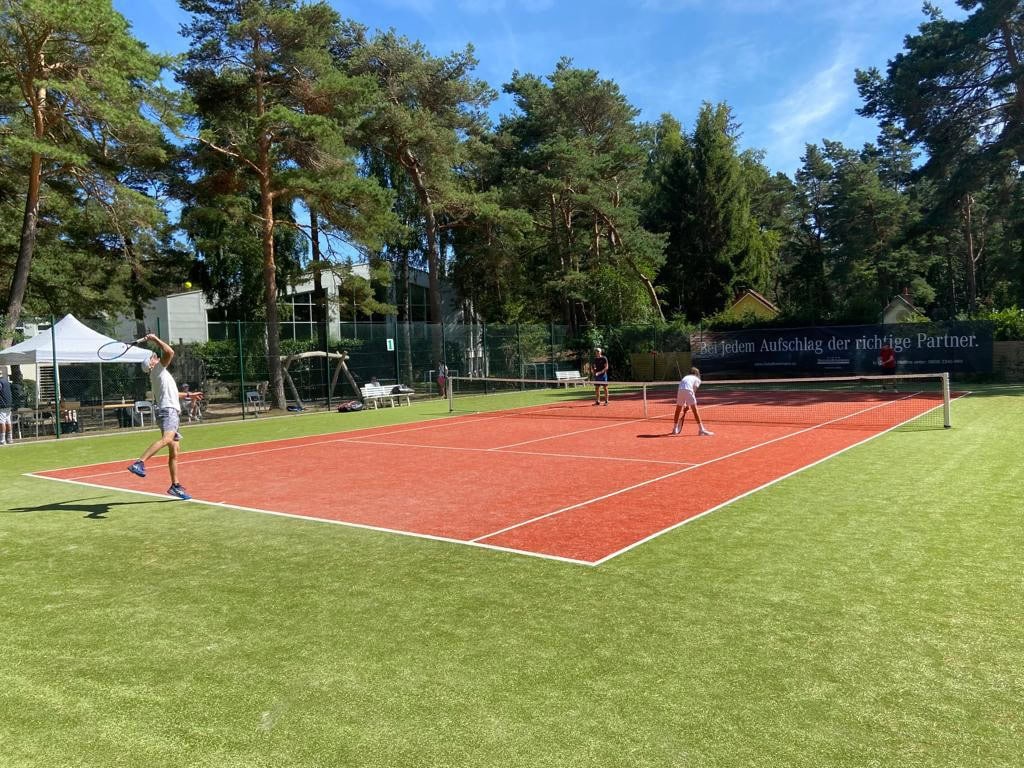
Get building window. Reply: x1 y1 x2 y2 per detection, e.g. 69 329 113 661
281 291 317 341
409 283 429 321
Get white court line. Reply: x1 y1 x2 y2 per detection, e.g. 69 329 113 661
490 416 650 450
61 432 696 482
344 438 696 468
31 410 520 479
49 405 692 482
24 473 596 566
486 401 736 451
24 390 961 567
27 407 509 476
472 392 926 543
589 392 970 565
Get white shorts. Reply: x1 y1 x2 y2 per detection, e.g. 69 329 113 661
675 389 697 407
0 408 10 426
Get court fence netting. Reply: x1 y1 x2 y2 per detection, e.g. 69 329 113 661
446 373 954 431
6 314 983 440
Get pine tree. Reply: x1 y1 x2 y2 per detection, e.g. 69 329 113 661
0 0 169 346
177 0 394 409
335 24 498 358
856 0 1024 311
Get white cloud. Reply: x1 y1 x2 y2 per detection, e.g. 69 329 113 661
762 45 859 169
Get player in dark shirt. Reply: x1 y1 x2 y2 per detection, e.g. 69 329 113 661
592 347 609 406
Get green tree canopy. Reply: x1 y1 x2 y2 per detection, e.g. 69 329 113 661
176 0 394 408
0 0 170 344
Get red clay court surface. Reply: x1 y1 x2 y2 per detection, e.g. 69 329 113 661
30 391 951 565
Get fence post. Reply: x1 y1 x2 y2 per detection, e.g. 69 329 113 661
440 318 448 372
51 316 61 439
516 323 523 388
550 321 555 377
482 323 488 378
392 316 400 385
323 318 331 412
237 320 246 420
482 323 489 394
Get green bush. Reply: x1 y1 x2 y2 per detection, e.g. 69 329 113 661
978 307 1024 341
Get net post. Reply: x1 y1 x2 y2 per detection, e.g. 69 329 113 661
942 372 952 428
447 375 454 412
643 383 648 418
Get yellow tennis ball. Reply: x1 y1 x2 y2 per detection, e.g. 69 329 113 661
184 281 192 289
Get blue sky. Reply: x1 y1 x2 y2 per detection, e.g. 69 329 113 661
114 0 964 176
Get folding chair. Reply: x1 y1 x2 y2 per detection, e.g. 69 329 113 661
134 400 155 427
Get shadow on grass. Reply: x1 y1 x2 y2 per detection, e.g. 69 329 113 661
2 496 175 519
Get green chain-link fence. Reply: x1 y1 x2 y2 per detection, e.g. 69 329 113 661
8 314 1015 441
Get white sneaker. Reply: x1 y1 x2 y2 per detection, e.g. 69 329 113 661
671 423 681 435
699 428 714 436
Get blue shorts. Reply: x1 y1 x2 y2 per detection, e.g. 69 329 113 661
156 407 180 435
594 373 608 383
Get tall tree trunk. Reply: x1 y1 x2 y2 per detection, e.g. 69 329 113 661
399 248 414 386
310 208 328 349
404 155 443 363
254 35 285 410
962 194 978 313
260 168 285 410
2 83 46 350
3 151 42 349
123 235 150 339
999 20 1024 165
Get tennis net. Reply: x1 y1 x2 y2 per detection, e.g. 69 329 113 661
447 373 953 430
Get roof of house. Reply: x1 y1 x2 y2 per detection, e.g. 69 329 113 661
731 288 779 312
884 294 919 313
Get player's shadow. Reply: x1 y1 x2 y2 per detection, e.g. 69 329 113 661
637 432 674 438
2 496 172 520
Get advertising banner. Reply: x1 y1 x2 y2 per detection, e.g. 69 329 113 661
691 322 992 377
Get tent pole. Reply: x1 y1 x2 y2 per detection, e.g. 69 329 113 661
100 362 105 430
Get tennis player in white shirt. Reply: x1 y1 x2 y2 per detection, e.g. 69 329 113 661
670 367 714 436
127 333 191 499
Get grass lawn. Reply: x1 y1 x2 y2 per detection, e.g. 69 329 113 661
1 389 1021 767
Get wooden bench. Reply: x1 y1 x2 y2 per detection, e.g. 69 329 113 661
360 383 412 408
555 370 586 387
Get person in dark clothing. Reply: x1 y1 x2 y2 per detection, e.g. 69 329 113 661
592 347 609 406
0 366 13 445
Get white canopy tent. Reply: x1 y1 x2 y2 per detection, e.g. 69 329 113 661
0 314 152 433
0 314 151 365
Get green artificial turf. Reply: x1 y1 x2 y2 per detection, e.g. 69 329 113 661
1 390 1021 767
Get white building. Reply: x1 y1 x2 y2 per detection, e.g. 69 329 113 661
114 263 463 345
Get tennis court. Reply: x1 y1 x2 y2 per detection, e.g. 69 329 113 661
29 374 956 565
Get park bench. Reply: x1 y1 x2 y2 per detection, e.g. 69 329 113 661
555 370 586 387
361 383 412 408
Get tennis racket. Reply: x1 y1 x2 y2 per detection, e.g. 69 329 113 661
97 336 149 361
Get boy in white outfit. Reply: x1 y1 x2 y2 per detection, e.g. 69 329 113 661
127 334 191 499
670 367 714 436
